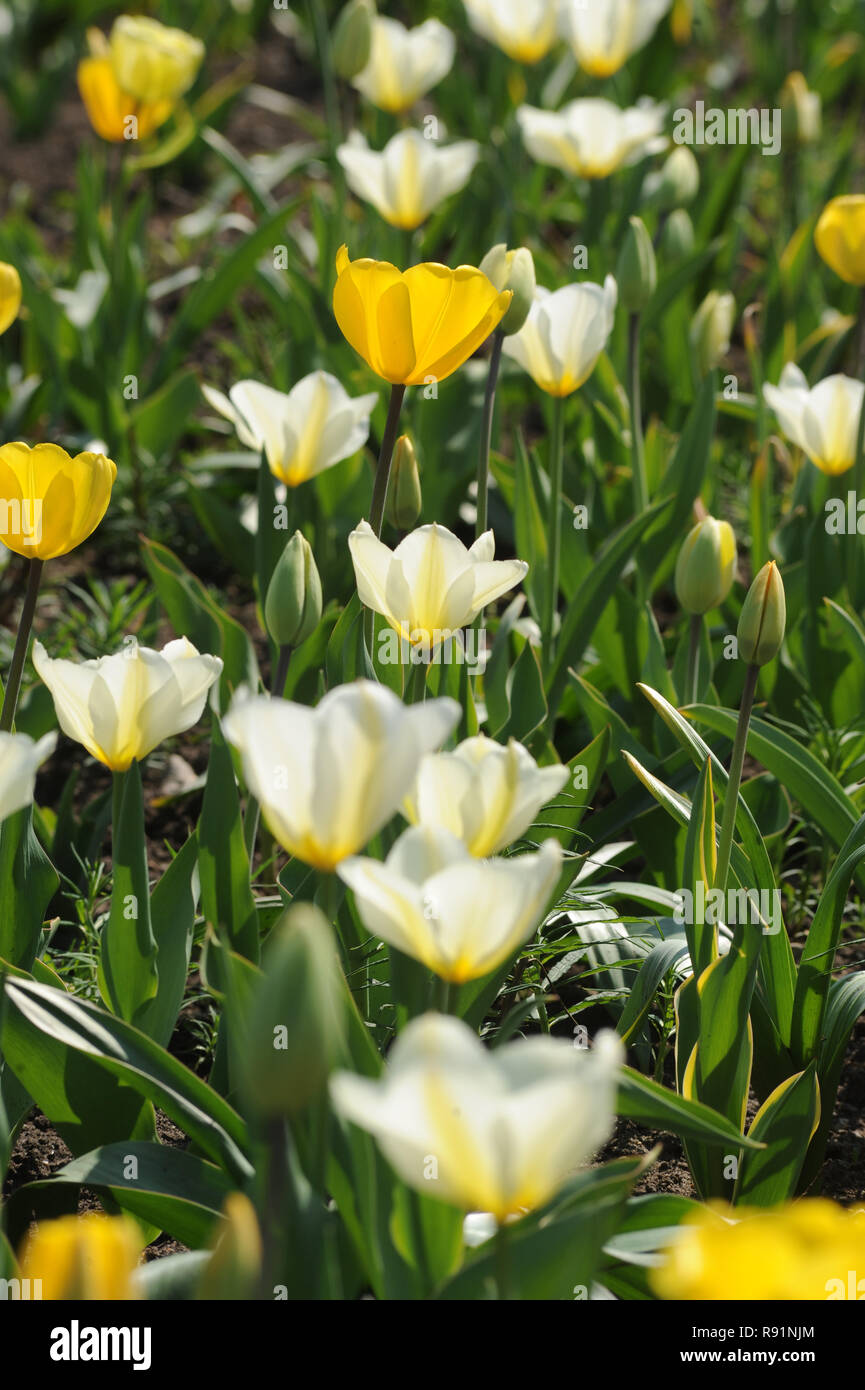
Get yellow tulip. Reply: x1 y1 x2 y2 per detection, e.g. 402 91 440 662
110 15 204 105
333 245 512 386
77 29 174 143
815 195 865 286
0 442 116 560
19 1213 141 1300
652 1200 865 1301
0 262 22 336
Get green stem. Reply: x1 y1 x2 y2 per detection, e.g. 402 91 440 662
405 659 427 704
847 289 865 606
628 311 648 515
369 384 407 537
0 558 44 732
714 663 759 897
244 644 291 863
542 395 565 663
475 330 505 541
435 976 453 1014
494 1221 510 1300
686 613 702 706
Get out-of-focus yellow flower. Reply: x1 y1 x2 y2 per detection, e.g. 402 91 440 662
337 129 479 231
780 71 821 145
652 1200 865 1301
671 0 693 44
77 29 174 143
815 195 865 286
0 262 22 336
333 245 511 386
109 15 204 104
559 0 672 78
675 516 737 615
763 362 863 476
462 0 558 64
19 1214 141 1300
0 442 116 560
352 16 454 113
502 278 617 396
517 98 667 180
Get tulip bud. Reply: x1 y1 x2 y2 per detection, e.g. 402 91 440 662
690 290 735 377
331 0 375 80
200 1193 262 1301
642 147 699 211
737 560 786 666
241 904 347 1116
662 208 695 261
388 434 422 529
780 71 821 146
675 516 737 615
479 243 535 335
265 531 323 649
616 216 657 314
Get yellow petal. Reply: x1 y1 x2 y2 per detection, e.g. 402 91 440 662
0 442 116 560
0 263 22 336
77 55 173 143
815 194 865 286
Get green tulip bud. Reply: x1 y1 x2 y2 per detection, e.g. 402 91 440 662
737 560 786 666
331 0 375 80
675 516 737 615
642 147 699 211
662 208 695 261
690 290 735 378
616 216 657 315
388 434 422 529
265 531 322 649
241 904 347 1116
479 243 536 335
200 1193 262 1301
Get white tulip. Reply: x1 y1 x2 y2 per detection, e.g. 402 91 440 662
33 638 222 773
763 363 865 477
0 730 56 821
558 0 672 77
222 681 460 873
349 520 527 651
352 17 455 113
337 129 479 231
405 734 570 856
689 290 735 377
502 278 617 396
339 826 562 982
202 371 377 487
331 1013 623 1221
517 98 667 179
462 0 558 63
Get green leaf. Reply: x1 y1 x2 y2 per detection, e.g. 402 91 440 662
616 1066 763 1151
0 806 58 971
735 1066 820 1206
199 722 259 962
98 764 159 1027
136 833 199 1049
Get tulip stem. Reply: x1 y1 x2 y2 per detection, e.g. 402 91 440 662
476 329 505 541
714 663 759 898
848 288 865 605
0 558 44 733
435 976 453 1014
494 1221 511 1301
369 384 407 538
542 395 565 664
686 614 702 706
628 311 648 515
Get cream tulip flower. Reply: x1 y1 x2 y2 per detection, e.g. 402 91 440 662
349 520 528 650
222 681 460 873
558 0 672 77
462 0 558 63
517 98 666 179
330 1013 623 1221
0 730 56 821
33 638 222 772
502 278 617 397
339 827 561 983
352 17 455 114
202 372 378 487
337 130 479 231
405 735 569 856
763 363 865 477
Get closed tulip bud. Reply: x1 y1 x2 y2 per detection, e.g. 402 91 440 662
332 0 375 79
662 208 695 261
617 216 657 314
675 517 737 615
479 244 536 335
737 560 786 666
200 1193 262 1301
780 71 821 146
388 435 422 529
642 147 699 211
690 290 735 378
265 531 323 649
242 905 347 1116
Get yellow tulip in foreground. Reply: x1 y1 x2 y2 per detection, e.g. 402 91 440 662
337 130 479 231
77 28 174 143
559 0 672 77
110 15 204 104
0 442 116 560
764 362 864 476
333 246 512 386
652 1200 865 1300
674 516 737 615
223 681 460 872
517 99 666 179
0 262 22 335
502 278 617 397
339 826 562 983
405 734 569 856
351 17 454 113
19 1213 141 1300
815 195 865 286
331 1015 623 1222
33 637 223 772
202 372 378 486
0 730 56 822
349 520 527 650
461 0 559 63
